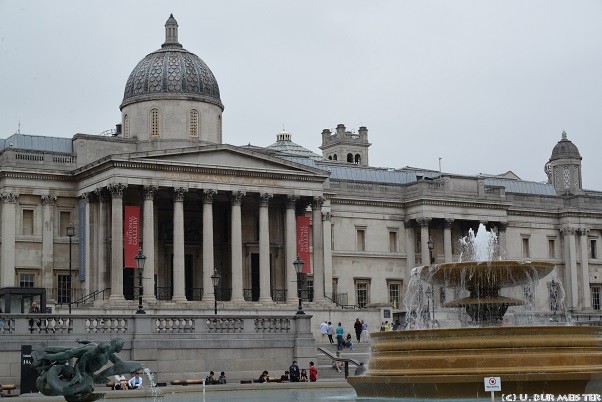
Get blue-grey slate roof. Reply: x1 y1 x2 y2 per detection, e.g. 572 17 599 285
0 134 72 153
484 178 556 196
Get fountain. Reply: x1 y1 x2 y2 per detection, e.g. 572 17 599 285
347 224 602 398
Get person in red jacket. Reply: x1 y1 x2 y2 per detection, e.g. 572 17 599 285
308 361 318 382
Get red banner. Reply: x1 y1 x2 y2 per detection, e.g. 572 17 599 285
124 205 140 269
296 216 311 274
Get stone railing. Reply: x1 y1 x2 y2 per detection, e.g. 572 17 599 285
0 313 315 387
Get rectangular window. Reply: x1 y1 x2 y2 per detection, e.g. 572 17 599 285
355 281 370 308
548 238 556 259
590 239 598 259
388 282 401 309
389 230 398 253
22 209 34 235
356 228 366 252
592 287 600 311
19 273 35 288
522 237 530 258
57 274 71 304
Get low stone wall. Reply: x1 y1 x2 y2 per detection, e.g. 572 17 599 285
0 313 315 388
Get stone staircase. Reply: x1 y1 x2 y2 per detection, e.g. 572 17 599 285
315 341 371 380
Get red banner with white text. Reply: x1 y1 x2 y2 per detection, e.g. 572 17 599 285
296 216 311 274
124 205 140 269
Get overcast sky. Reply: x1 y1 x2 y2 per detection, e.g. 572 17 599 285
1 1 601 189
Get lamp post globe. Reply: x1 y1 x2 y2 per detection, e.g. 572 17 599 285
135 248 147 314
293 256 305 315
66 223 75 315
211 269 221 315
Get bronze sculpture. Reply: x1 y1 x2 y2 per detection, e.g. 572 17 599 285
33 338 142 402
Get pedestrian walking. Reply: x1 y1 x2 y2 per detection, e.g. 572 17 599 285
361 320 369 342
327 321 334 344
319 321 328 342
354 318 362 342
335 322 344 350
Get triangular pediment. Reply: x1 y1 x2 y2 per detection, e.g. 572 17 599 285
127 144 328 177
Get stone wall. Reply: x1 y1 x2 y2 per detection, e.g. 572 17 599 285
0 313 315 388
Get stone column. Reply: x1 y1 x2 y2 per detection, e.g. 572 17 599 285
258 193 272 302
443 219 454 263
322 210 333 300
497 222 508 259
202 189 217 303
285 195 298 303
405 220 415 269
108 183 126 301
312 197 325 302
95 189 108 293
562 227 579 309
416 217 431 265
172 187 188 302
142 186 157 302
41 195 57 292
230 191 245 302
579 228 591 309
0 193 17 287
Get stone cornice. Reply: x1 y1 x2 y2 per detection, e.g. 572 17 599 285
0 170 73 182
74 159 328 184
404 199 510 210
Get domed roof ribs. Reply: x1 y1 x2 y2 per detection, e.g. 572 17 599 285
162 14 182 49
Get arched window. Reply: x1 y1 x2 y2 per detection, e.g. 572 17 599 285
150 108 160 137
328 155 332 160
355 154 361 164
347 153 353 163
333 154 337 161
123 114 129 138
189 109 199 137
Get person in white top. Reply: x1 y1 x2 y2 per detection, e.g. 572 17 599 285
128 373 143 389
319 321 328 342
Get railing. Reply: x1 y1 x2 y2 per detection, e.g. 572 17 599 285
51 287 84 307
74 288 110 306
156 287 173 301
271 288 287 302
325 293 358 309
572 313 602 326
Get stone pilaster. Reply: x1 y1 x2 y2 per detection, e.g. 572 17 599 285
95 188 109 293
81 192 91 297
322 210 333 300
0 192 17 287
404 219 416 269
561 227 578 309
416 217 431 266
497 222 508 258
312 196 325 302
579 228 591 309
41 195 57 292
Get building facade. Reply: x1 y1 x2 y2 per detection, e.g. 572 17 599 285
1 15 601 320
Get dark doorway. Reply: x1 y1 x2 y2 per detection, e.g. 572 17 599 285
184 254 194 300
251 253 260 301
123 269 135 300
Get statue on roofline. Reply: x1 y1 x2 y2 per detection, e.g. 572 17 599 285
32 338 142 402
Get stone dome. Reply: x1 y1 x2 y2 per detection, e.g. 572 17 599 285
120 14 223 111
550 131 581 161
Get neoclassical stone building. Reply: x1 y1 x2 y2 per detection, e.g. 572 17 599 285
0 15 600 321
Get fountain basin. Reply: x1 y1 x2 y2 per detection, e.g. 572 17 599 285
347 326 602 398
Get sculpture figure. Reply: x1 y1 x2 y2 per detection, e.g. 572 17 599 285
32 338 142 402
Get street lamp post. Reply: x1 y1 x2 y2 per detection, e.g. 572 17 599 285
211 269 221 315
293 256 306 315
135 248 147 314
66 223 75 315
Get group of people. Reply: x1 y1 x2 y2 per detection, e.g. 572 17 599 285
113 372 143 390
320 318 368 350
379 320 407 331
261 360 317 383
205 371 227 384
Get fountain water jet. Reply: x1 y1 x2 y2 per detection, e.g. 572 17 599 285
347 224 602 398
